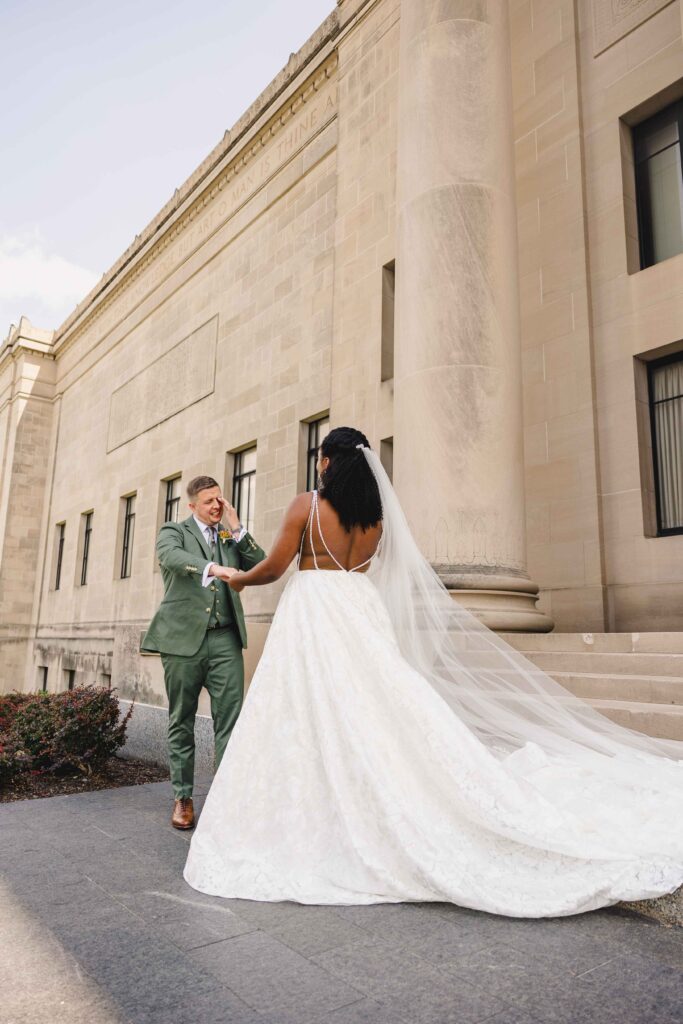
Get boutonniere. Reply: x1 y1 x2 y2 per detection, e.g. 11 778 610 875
218 530 231 543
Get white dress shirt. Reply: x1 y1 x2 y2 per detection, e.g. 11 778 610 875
193 514 246 587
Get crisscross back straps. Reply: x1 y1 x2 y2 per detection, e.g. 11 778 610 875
298 490 379 572
313 491 374 573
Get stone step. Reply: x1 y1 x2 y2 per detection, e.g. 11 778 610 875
549 673 682 706
518 650 683 677
587 702 683 742
501 631 683 655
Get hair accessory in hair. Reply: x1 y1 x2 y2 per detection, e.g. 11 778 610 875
356 443 367 450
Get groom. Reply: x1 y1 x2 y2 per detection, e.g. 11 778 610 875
141 475 266 829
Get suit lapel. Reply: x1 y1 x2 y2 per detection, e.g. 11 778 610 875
216 523 241 566
214 524 240 613
185 516 212 560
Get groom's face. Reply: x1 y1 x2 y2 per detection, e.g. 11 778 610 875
190 486 223 527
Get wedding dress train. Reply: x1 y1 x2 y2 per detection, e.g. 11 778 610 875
183 455 683 919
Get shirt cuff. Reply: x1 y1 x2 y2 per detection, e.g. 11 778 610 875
232 526 247 543
202 563 216 587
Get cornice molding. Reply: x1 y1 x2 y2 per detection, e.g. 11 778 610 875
53 41 340 354
0 320 55 371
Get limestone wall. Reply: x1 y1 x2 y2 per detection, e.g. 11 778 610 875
0 323 56 689
17 16 341 708
1 0 683 710
510 0 606 631
510 0 683 630
578 0 683 630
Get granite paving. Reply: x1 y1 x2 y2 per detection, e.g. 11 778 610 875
1 775 682 1024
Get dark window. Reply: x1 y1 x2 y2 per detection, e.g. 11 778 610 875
380 437 394 483
381 260 395 381
80 512 93 586
120 495 136 578
634 101 683 269
648 352 683 535
55 523 65 590
64 668 75 691
232 447 257 536
101 673 111 690
306 417 330 491
40 666 48 692
164 477 181 523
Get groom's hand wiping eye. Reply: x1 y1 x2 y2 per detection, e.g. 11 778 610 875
218 497 241 530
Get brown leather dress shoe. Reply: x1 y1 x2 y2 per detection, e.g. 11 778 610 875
171 797 195 830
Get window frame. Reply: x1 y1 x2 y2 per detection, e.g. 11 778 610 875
380 436 394 483
633 99 683 270
231 446 257 535
164 476 181 524
306 416 330 491
54 522 65 591
120 494 136 579
647 349 683 537
80 512 93 586
381 259 396 382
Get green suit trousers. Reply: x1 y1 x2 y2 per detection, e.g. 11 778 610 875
161 624 244 798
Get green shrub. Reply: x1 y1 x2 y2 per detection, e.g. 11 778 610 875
0 686 134 783
0 691 31 734
0 731 31 786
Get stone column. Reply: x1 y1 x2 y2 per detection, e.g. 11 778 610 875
0 318 57 687
393 0 552 631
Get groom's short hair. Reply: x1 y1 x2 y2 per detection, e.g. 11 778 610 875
187 476 220 499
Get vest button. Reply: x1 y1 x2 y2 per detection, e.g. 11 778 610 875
205 608 211 613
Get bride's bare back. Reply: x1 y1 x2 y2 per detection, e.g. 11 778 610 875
298 491 382 573
223 487 382 591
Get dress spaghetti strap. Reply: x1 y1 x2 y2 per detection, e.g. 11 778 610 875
298 491 377 573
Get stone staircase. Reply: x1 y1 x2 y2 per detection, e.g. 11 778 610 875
500 632 683 743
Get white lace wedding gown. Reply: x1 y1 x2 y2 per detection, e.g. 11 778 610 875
184 483 683 918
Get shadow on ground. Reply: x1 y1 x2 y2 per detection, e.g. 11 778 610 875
1 777 682 1024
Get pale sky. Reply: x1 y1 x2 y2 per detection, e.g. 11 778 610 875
0 0 334 338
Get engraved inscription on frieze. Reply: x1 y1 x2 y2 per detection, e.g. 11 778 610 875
107 316 218 451
76 72 338 354
592 0 675 55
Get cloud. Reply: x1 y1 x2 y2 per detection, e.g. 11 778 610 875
0 229 99 334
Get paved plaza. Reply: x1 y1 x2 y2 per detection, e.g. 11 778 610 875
1 776 682 1024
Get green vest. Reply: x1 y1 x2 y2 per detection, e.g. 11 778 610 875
206 527 234 629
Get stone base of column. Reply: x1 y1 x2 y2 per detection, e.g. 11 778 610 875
435 567 555 633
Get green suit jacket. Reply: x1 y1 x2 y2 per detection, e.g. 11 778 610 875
141 516 266 656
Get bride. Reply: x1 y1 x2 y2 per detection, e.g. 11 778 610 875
183 426 683 918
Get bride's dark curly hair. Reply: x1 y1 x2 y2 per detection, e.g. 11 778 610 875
318 426 383 532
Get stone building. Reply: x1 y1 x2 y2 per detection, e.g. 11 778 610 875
2 0 683 754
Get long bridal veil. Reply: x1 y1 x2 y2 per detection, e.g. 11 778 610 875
359 445 683 788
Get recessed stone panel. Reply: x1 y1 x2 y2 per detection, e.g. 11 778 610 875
107 316 218 451
592 0 675 55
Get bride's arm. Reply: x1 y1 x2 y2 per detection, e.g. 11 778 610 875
224 493 311 591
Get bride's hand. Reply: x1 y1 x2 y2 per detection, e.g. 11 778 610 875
211 565 234 582
227 569 246 593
